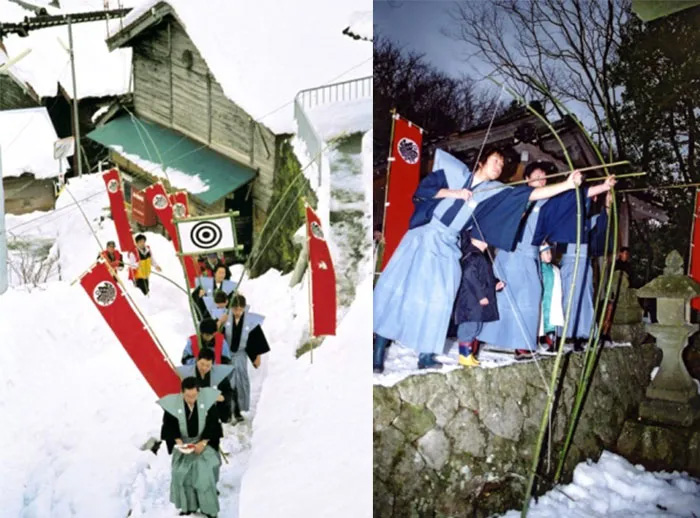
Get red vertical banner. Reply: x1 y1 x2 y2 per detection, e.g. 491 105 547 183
690 190 700 310
381 114 423 269
143 183 197 288
168 190 200 285
103 169 136 257
79 261 181 397
306 205 336 336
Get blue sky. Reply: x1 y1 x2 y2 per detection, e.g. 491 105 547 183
374 0 492 81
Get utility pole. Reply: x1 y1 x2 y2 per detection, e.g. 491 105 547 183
67 17 82 177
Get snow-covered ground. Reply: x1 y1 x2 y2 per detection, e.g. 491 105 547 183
373 340 634 387
0 158 372 516
500 451 700 517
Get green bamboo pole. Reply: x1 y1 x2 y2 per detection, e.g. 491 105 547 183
534 78 622 483
488 77 582 518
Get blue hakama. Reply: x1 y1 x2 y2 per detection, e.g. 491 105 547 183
477 200 547 351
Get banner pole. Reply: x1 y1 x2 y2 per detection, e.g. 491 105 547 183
175 221 203 349
305 202 314 365
379 109 398 271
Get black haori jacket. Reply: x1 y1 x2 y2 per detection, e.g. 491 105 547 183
454 232 500 325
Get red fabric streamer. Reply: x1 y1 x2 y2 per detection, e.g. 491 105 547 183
306 206 336 336
103 169 136 257
690 190 700 310
168 190 200 284
79 261 181 397
381 115 423 269
143 183 197 288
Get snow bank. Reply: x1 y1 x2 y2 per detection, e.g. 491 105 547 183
114 0 372 134
0 107 68 179
308 97 373 141
500 451 700 517
238 278 373 518
1 167 372 516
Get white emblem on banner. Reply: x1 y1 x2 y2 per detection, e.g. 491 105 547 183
107 179 119 193
173 202 186 219
397 137 420 164
310 221 325 240
93 280 117 306
152 193 168 210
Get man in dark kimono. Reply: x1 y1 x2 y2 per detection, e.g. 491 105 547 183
177 348 235 424
159 377 222 518
222 293 270 422
182 319 232 366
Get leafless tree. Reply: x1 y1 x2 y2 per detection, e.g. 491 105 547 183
7 237 59 290
445 0 630 156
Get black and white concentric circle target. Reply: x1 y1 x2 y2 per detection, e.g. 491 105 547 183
190 221 222 249
107 179 119 193
152 193 168 210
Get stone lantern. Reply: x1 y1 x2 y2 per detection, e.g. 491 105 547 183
636 250 700 427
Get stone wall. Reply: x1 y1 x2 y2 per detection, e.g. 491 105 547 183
373 344 659 517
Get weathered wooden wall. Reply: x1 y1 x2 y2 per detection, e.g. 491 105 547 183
0 75 38 110
130 17 276 231
3 176 55 215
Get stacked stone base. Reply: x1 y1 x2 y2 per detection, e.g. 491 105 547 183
374 344 659 517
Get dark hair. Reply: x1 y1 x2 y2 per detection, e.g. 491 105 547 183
476 147 505 169
524 161 556 179
106 241 116 247
214 264 227 274
199 318 218 335
232 294 246 309
135 234 146 243
213 290 228 304
619 247 630 253
197 348 215 362
181 376 199 391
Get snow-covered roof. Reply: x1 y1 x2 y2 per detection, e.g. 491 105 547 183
343 11 372 41
0 18 132 99
0 107 68 179
109 0 372 134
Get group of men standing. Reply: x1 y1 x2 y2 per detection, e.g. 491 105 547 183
100 237 270 517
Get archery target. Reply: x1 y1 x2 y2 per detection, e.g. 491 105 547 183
190 221 222 249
